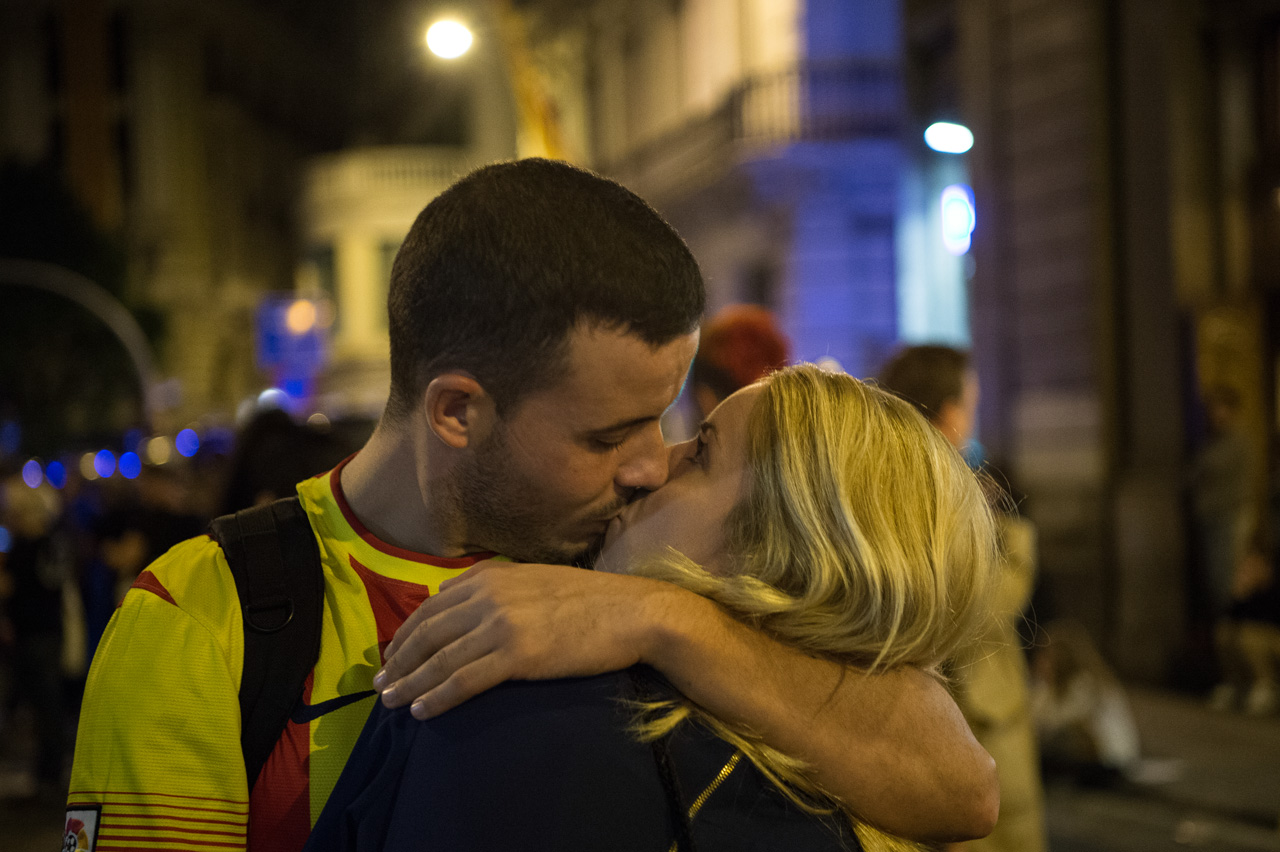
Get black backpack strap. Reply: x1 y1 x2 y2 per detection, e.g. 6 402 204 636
209 497 324 791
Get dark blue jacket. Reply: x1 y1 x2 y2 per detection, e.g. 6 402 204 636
304 670 861 851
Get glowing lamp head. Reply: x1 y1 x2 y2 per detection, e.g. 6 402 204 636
925 122 974 154
941 184 977 256
426 20 473 59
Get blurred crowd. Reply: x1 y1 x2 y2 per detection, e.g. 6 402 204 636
0 406 362 800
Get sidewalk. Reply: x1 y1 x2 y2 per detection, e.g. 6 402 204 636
1046 686 1280 852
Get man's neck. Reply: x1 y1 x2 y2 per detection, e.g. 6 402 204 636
339 420 460 557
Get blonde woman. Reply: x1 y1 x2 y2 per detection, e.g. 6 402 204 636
306 365 999 852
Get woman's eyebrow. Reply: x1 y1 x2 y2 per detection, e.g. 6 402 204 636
700 421 720 446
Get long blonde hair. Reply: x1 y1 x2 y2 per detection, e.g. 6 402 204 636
632 364 999 851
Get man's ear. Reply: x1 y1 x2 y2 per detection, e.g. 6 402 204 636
423 374 497 449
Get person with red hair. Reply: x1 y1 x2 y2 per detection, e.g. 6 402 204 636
691 305 791 419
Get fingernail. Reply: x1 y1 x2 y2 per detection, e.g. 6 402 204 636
373 670 387 690
411 699 427 719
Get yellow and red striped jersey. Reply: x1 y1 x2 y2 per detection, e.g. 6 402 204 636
67 459 490 852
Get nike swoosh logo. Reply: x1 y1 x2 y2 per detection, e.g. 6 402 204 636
291 689 377 725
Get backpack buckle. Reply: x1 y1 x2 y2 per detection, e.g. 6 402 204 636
245 597 295 633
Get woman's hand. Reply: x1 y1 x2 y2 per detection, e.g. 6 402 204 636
374 559 698 718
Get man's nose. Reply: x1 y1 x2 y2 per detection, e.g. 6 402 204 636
615 426 670 492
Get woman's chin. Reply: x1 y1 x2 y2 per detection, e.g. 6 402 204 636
593 518 631 574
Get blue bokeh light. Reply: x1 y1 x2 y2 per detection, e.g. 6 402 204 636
0 526 10 554
257 388 290 410
94 450 117 478
119 452 142 480
176 428 200 458
941 184 977 256
21 459 43 488
45 461 67 489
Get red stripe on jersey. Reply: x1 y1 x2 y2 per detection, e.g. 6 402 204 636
69 791 247 806
247 670 314 852
328 458 494 567
349 556 433 660
95 802 246 817
102 813 247 828
129 570 178 607
97 837 245 849
101 823 245 838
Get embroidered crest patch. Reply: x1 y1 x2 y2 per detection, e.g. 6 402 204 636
62 805 100 852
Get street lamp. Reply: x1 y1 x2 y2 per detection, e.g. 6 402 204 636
924 121 974 154
426 20 473 59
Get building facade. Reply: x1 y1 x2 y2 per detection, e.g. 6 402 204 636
909 0 1280 680
0 0 353 431
520 0 912 381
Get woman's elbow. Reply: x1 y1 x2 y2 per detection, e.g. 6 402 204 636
952 750 1000 841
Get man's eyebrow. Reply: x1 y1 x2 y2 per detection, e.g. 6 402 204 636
589 414 660 435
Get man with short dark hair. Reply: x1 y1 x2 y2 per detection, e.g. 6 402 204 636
878 344 977 449
69 161 996 852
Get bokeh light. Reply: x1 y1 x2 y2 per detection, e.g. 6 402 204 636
146 436 173 465
94 450 117 478
426 20 473 58
0 526 11 554
941 184 977 255
258 388 290 410
80 452 100 481
176 428 200 458
119 451 142 480
924 121 974 154
285 299 318 335
21 459 43 488
46 461 67 489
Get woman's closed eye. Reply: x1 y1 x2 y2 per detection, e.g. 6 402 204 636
686 429 709 468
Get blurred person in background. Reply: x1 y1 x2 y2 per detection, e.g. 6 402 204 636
1189 385 1255 622
689 304 791 420
96 467 204 603
1209 530 1280 714
879 344 1047 852
1030 620 1142 785
218 408 354 516
0 474 74 799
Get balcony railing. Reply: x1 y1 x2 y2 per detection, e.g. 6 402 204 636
605 60 904 204
304 146 473 211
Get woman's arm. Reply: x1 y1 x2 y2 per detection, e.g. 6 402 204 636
376 561 999 842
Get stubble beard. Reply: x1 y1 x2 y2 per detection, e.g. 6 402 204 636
451 427 614 566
